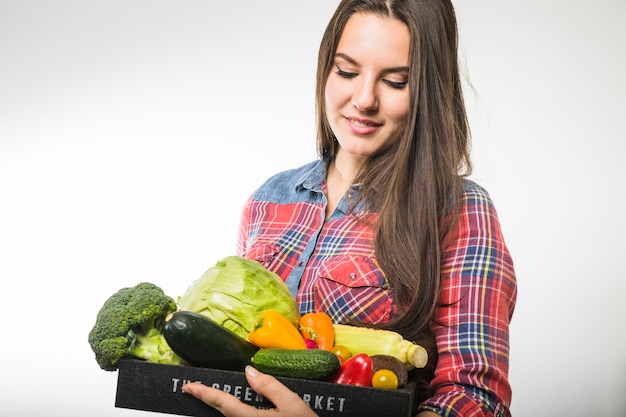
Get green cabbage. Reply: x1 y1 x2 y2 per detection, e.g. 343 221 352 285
177 256 300 339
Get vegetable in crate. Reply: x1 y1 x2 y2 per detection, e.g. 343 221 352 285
248 309 307 350
330 345 353 363
371 369 399 390
162 310 259 371
331 353 374 386
370 354 409 388
178 256 300 339
88 282 184 371
332 323 428 369
252 348 341 380
299 311 334 351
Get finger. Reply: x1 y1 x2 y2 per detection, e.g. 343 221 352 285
182 382 264 417
244 366 314 415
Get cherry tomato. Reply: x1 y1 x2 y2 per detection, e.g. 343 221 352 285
330 345 352 363
371 369 399 390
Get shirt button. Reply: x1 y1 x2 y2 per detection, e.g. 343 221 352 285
349 273 356 280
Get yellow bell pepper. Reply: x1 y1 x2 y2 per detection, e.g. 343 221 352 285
248 309 307 350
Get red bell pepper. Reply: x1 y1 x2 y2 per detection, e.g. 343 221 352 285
331 353 373 386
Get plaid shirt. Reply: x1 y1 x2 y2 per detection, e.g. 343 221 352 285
237 159 517 417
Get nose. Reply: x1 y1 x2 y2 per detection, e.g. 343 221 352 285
352 75 378 112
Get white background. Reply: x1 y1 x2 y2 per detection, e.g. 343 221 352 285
1 1 625 416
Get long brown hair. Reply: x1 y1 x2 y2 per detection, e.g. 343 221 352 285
315 0 472 341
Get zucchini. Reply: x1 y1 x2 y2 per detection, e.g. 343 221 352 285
162 310 258 372
252 348 341 380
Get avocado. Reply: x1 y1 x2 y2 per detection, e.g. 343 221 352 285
370 354 409 388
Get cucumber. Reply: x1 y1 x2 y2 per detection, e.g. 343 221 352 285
252 348 341 380
162 310 259 372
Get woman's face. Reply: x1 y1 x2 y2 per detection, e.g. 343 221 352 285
325 13 411 160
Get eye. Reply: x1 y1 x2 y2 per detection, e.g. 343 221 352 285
335 65 357 79
384 79 408 90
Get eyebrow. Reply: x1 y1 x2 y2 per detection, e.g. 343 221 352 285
334 52 409 74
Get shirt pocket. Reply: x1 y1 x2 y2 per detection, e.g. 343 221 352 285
313 255 397 325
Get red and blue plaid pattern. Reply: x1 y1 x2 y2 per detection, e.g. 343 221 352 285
238 198 395 324
421 186 517 417
236 160 516 417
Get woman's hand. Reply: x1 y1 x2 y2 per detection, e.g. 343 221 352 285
182 365 318 417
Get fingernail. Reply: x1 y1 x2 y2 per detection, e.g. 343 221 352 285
245 365 259 377
182 383 193 394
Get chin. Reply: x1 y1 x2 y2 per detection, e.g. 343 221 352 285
338 141 384 158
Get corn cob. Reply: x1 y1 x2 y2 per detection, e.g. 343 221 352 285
332 323 428 369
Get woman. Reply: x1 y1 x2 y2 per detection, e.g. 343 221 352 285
183 0 517 416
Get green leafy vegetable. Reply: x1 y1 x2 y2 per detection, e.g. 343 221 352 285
177 256 300 339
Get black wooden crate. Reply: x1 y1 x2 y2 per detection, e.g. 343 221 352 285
115 359 417 417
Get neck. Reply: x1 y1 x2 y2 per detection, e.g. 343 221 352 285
329 150 365 185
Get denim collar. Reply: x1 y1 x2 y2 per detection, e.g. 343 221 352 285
296 158 329 193
295 158 366 215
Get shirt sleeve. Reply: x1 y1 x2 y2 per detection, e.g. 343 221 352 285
418 183 517 417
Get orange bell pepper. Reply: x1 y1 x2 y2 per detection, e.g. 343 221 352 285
299 311 334 351
248 309 307 350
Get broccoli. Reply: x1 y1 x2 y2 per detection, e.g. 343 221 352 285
88 282 185 371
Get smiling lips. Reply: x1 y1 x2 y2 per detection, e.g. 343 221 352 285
344 116 383 135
